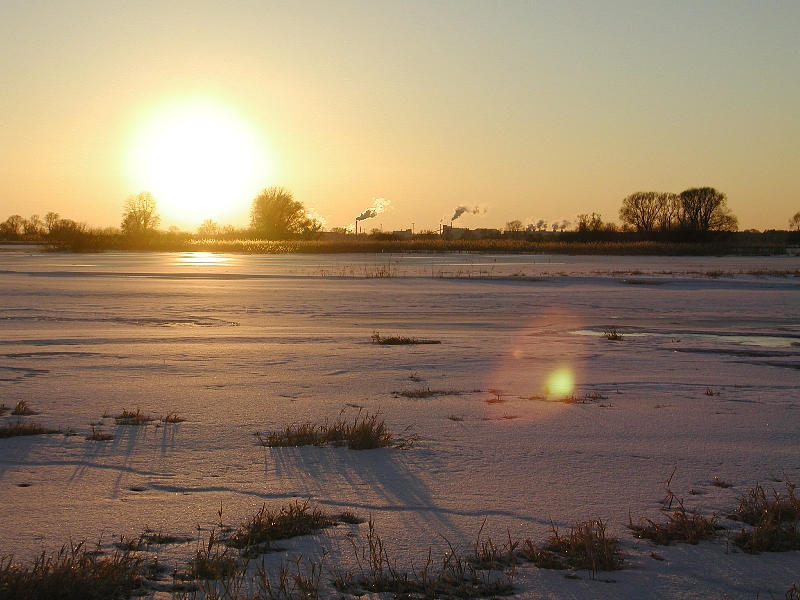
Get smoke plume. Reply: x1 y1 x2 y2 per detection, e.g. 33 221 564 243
450 205 486 221
356 198 390 221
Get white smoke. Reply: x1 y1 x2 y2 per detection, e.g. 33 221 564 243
356 198 390 221
450 205 487 221
305 208 327 229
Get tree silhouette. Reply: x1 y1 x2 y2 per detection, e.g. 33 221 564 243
620 192 678 232
505 219 523 233
197 219 219 237
789 212 800 231
121 192 160 236
678 187 737 233
250 187 321 239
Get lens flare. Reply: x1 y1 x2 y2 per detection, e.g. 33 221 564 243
545 367 574 398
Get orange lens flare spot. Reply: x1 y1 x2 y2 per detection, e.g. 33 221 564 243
545 367 574 398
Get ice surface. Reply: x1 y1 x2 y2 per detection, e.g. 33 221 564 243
1 250 799 598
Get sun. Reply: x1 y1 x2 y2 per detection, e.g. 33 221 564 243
127 99 271 228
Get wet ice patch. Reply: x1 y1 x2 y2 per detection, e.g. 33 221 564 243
572 329 800 348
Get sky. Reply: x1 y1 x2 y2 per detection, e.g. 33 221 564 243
1 1 798 232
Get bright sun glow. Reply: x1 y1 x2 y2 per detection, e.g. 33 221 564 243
128 99 271 228
545 367 574 398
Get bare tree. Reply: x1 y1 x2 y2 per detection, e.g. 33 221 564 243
619 192 661 232
44 212 60 234
576 213 604 232
790 212 800 231
678 187 737 233
0 215 25 238
197 219 219 237
121 192 160 236
23 214 44 236
505 219 523 233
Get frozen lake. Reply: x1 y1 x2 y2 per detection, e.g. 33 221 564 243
1 249 799 598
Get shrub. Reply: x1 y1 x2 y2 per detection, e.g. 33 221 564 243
603 329 623 341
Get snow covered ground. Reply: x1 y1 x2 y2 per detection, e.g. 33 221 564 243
1 249 799 598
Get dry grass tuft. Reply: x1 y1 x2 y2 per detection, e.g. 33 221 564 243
0 541 144 600
256 554 326 600
11 401 38 416
227 501 338 555
711 476 731 488
729 482 800 525
190 530 240 580
339 511 363 525
114 409 155 426
161 412 186 424
529 520 624 575
85 426 113 442
0 420 59 438
333 519 514 598
371 331 441 345
603 328 623 341
730 482 800 553
395 388 462 399
630 501 720 545
257 410 414 450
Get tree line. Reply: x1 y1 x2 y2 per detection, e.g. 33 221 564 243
2 185 799 244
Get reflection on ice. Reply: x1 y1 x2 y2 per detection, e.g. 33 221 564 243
176 252 232 266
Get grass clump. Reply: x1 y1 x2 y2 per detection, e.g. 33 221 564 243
85 426 113 442
257 410 413 450
395 388 462 399
256 554 326 600
730 482 800 553
161 412 185 423
630 501 720 545
0 420 59 438
190 531 240 580
371 331 441 345
333 519 514 598
523 520 623 575
602 328 623 341
227 501 338 554
11 401 38 416
0 541 144 600
113 409 154 426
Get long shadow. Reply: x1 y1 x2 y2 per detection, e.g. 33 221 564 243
267 446 462 540
68 423 150 498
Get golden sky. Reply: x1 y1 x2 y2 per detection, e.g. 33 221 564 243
1 1 798 231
